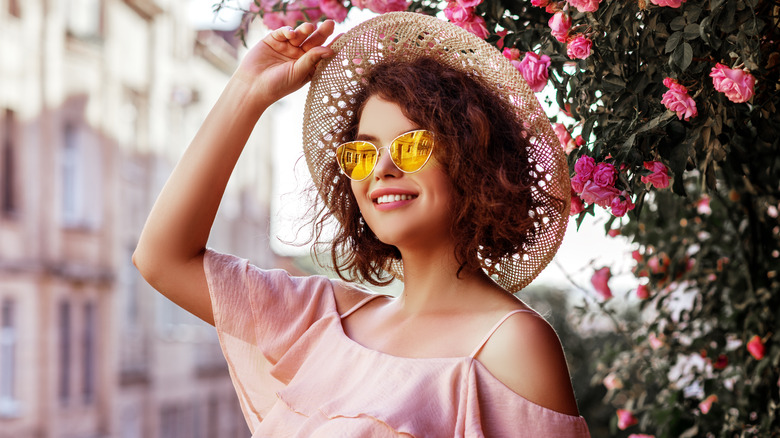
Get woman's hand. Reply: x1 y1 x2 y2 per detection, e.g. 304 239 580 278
234 20 336 111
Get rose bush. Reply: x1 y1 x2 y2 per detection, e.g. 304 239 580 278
229 0 780 435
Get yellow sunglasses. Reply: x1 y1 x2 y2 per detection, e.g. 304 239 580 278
335 130 435 181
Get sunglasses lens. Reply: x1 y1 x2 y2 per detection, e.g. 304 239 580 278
390 130 435 173
336 141 378 181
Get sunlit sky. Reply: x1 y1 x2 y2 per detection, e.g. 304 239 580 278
190 3 639 297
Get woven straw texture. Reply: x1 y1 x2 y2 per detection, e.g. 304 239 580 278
302 12 570 293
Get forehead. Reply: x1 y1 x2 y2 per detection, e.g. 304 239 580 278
357 96 418 141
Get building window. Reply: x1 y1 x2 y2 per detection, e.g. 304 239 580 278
62 123 83 226
82 301 96 403
59 301 72 405
1 109 18 217
0 299 19 417
61 121 102 229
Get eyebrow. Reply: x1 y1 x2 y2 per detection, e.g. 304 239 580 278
354 133 378 141
354 128 421 142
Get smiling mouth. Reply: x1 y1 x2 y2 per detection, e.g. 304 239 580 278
374 194 417 205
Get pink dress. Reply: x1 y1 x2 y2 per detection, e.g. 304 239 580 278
205 250 591 437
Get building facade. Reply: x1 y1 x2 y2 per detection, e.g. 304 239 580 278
0 1 280 437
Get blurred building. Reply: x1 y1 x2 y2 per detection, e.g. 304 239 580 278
0 1 281 437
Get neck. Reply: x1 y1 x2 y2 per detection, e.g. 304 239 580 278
394 242 497 314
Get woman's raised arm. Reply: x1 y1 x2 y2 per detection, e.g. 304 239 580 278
133 21 335 325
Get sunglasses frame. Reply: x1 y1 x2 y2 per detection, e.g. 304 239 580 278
335 129 436 181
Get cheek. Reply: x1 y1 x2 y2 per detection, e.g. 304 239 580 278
349 180 370 209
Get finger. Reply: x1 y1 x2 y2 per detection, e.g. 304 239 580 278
286 22 316 47
300 20 336 52
292 46 333 82
269 26 295 43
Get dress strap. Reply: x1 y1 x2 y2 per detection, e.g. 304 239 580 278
339 294 389 319
469 309 539 358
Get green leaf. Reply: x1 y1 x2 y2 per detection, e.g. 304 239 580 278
665 31 683 53
582 115 597 143
683 23 700 40
672 42 693 72
686 4 703 22
710 0 727 12
670 16 687 31
741 18 764 37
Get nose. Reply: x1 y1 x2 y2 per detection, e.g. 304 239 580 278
372 147 402 180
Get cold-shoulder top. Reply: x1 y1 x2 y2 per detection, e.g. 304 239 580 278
204 249 591 437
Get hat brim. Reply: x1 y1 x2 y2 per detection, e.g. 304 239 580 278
303 12 570 293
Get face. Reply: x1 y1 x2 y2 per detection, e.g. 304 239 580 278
349 96 455 251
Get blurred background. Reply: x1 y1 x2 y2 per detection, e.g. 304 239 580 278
0 1 634 437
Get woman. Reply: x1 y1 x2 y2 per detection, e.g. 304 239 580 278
134 12 590 437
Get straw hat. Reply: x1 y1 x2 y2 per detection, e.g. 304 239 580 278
302 12 570 293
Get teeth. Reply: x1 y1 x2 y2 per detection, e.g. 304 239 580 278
375 194 415 204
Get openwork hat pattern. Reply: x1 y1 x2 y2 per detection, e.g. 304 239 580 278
303 12 570 293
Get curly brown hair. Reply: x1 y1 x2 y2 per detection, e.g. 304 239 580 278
308 57 554 288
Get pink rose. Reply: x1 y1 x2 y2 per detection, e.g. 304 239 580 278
617 409 638 430
747 335 765 360
603 373 623 390
640 161 670 189
699 395 718 414
566 35 593 60
696 196 712 215
647 253 669 274
710 63 756 103
455 14 489 38
574 155 597 180
517 52 551 92
354 0 409 13
592 162 617 187
548 12 571 43
581 180 619 208
570 194 585 215
611 192 635 217
570 174 587 193
444 2 472 22
444 3 489 38
661 78 698 121
531 0 551 7
591 267 612 300
319 0 348 21
636 283 650 299
648 332 664 350
502 47 521 61
713 354 728 369
649 0 685 6
453 0 482 6
257 0 322 29
567 0 602 12
553 123 572 149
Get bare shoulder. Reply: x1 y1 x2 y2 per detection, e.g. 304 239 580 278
330 279 378 315
476 309 580 416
